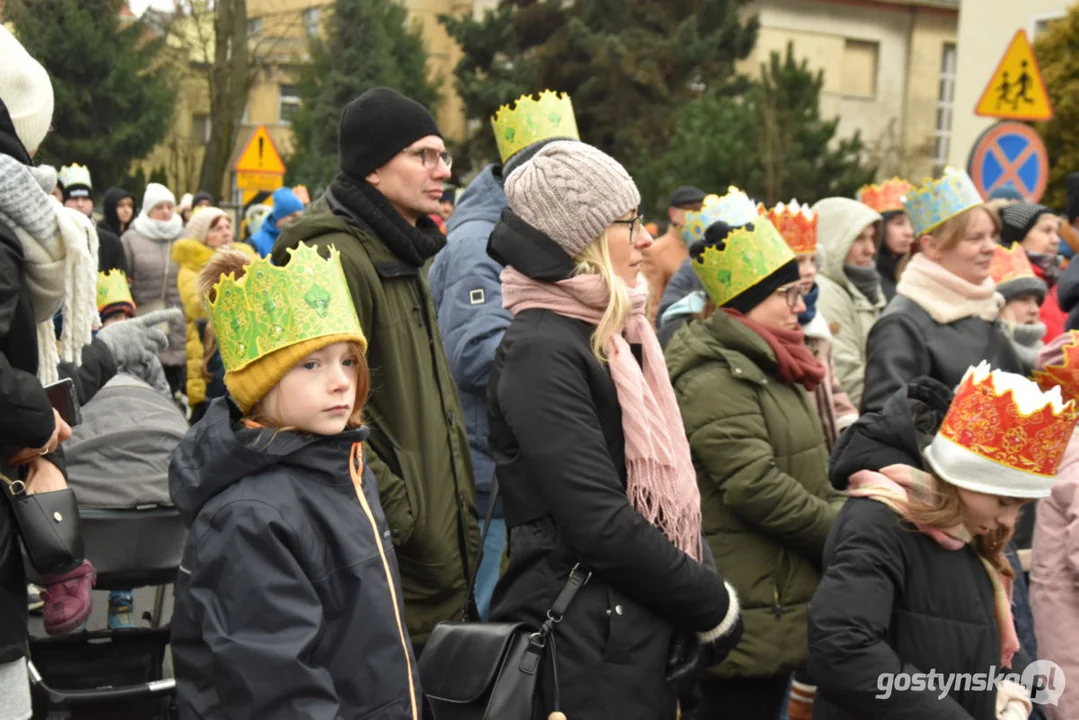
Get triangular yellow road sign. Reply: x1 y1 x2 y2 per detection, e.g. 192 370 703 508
234 125 286 174
975 30 1053 121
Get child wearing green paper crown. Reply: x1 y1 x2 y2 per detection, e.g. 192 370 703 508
168 243 421 720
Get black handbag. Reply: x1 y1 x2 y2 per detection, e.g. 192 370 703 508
2 470 84 576
418 482 588 720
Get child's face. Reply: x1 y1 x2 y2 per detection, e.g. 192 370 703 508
260 342 360 435
1000 293 1041 325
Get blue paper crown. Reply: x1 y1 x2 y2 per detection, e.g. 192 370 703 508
903 168 984 237
681 187 761 245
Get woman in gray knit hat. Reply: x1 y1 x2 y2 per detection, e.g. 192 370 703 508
483 141 743 720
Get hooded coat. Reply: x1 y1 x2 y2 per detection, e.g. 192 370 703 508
272 185 479 647
666 309 845 679
810 379 1021 720
428 164 510 519
172 238 254 407
813 199 885 408
100 188 134 238
485 209 738 720
121 222 185 368
169 399 421 720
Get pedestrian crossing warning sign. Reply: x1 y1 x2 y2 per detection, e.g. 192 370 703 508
975 30 1053 122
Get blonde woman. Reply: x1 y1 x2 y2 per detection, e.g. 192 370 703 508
860 170 1021 414
485 142 743 720
810 363 1063 719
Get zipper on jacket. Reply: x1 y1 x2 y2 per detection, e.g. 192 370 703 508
350 443 419 720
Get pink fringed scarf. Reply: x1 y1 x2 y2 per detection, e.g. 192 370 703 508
849 464 1021 668
501 266 703 560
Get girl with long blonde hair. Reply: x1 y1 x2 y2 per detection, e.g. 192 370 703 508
484 141 743 720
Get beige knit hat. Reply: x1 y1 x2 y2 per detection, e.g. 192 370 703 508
0 25 54 155
505 141 641 258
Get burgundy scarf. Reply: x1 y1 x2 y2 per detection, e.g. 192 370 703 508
724 309 827 391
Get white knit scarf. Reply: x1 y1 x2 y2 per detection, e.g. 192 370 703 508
132 212 183 242
0 156 100 385
896 253 1002 324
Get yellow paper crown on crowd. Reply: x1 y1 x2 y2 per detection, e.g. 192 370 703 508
903 168 984 237
490 90 580 164
692 217 795 308
96 269 134 312
857 178 912 214
925 362 1077 498
1034 332 1079 405
58 163 92 191
681 187 761 246
207 243 365 373
990 243 1037 286
759 200 817 255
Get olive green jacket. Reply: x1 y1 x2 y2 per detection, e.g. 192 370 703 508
273 195 480 646
666 313 846 678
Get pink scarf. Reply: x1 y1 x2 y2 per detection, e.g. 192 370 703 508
849 465 1020 668
501 266 703 560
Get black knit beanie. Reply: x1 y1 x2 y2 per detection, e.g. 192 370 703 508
690 221 801 314
1000 203 1054 247
338 87 442 180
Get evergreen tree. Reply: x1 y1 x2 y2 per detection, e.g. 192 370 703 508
6 0 176 190
660 43 875 206
287 0 441 190
441 0 758 207
1034 8 1079 210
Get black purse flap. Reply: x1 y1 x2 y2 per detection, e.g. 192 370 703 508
419 621 528 703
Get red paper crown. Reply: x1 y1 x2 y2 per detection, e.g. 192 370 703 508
758 200 817 254
989 244 1037 286
857 178 913 214
1034 331 1079 404
938 364 1076 478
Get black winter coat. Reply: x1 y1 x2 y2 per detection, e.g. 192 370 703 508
811 379 1031 720
861 295 1021 414
95 225 128 275
169 399 420 720
486 210 736 720
0 101 63 663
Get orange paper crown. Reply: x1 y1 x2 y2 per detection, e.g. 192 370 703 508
857 178 912 214
924 362 1077 498
1034 331 1079 404
759 200 817 254
990 243 1037 286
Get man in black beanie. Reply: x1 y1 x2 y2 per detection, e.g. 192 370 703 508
271 88 480 657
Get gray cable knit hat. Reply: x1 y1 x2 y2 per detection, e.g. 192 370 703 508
504 141 641 258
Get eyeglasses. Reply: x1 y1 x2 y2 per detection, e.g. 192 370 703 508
776 284 807 309
407 147 453 171
611 214 646 238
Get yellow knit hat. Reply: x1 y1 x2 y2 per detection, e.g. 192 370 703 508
225 332 365 413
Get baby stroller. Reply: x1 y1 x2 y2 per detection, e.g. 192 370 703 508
26 374 189 719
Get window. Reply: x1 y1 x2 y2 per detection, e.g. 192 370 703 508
303 7 321 36
192 113 210 144
933 43 958 176
278 85 300 124
1032 12 1066 38
248 17 262 35
841 39 879 99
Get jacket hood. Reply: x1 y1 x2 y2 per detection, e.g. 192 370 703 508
487 207 576 282
101 187 134 235
0 99 32 165
829 376 953 489
169 397 369 526
446 164 506 236
171 237 215 270
665 309 777 385
813 197 883 285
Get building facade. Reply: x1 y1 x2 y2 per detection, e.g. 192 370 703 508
947 0 1067 172
742 0 959 182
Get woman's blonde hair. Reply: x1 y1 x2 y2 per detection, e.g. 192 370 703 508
920 204 1002 253
573 231 631 363
904 474 1016 580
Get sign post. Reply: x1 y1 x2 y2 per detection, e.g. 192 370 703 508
232 125 286 206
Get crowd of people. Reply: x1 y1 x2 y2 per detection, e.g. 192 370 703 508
7 21 1079 720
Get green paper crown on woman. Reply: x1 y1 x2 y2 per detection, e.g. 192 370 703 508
691 218 796 308
207 243 365 372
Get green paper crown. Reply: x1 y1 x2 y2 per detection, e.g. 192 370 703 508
97 269 133 311
490 90 580 164
208 243 365 372
692 218 796 308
